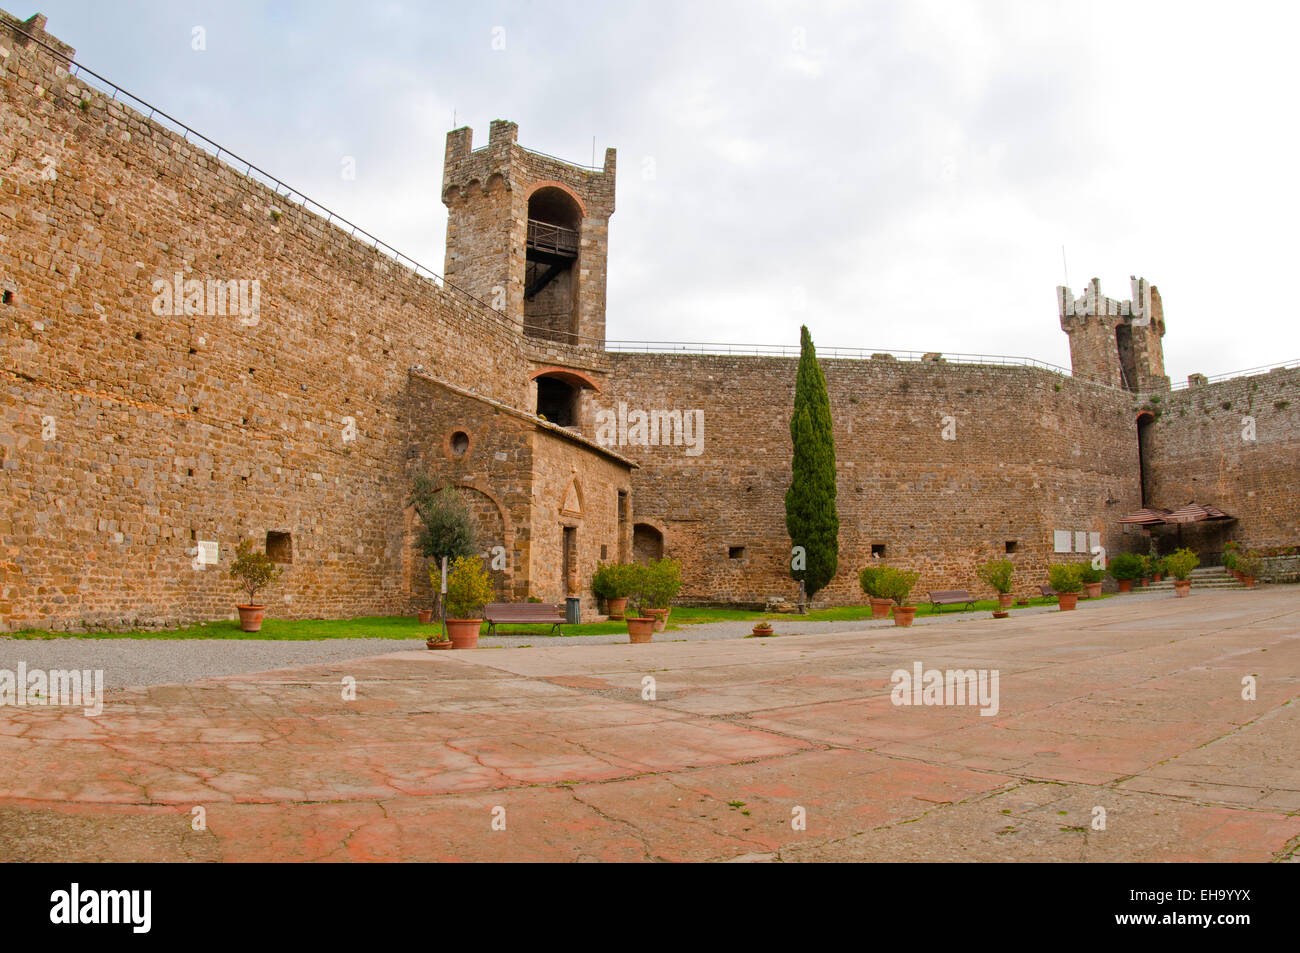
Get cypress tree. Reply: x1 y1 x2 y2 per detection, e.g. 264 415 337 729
785 325 839 599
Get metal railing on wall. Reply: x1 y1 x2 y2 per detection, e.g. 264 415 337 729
7 22 519 334
1169 359 1300 390
11 24 1293 391
605 340 1081 374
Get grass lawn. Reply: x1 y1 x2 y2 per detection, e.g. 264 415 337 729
2 594 1109 640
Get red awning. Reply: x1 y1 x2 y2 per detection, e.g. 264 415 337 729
1118 507 1172 525
1164 502 1234 524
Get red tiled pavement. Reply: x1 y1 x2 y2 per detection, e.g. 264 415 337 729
1 588 1298 861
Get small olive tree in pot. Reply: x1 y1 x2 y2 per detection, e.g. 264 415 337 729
411 479 477 630
593 562 636 620
1107 552 1144 592
622 563 657 643
642 559 682 632
976 558 1015 608
877 566 920 627
1161 548 1199 597
1079 562 1105 599
859 566 893 619
229 539 283 632
1048 563 1084 610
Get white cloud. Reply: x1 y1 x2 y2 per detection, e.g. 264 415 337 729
42 0 1300 379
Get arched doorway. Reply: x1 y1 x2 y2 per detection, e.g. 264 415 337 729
632 523 664 564
1136 410 1155 507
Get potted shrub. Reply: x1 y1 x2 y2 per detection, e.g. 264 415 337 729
228 539 283 632
593 562 633 620
1108 552 1144 592
622 564 656 644
411 478 477 627
1162 547 1199 597
642 558 682 632
859 566 893 619
1048 563 1083 610
991 608 1009 619
877 566 920 627
750 621 775 637
1223 541 1242 581
1235 550 1262 588
444 555 493 648
976 558 1015 609
1079 562 1105 599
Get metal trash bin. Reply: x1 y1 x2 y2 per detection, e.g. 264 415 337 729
565 597 581 625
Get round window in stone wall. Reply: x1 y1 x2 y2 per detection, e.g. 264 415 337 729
441 428 476 461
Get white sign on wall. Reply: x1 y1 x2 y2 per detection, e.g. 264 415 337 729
1053 530 1072 553
1075 531 1088 553
1088 532 1101 552
196 540 219 566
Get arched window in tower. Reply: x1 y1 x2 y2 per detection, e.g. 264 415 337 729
525 186 582 345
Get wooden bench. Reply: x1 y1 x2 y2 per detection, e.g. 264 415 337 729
483 602 565 636
1039 584 1057 598
928 589 975 613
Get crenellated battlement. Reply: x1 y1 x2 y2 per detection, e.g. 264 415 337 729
1058 275 1168 392
1057 276 1160 327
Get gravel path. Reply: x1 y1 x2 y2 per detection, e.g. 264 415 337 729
0 592 1166 689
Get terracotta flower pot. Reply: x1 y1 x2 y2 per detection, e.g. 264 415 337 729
418 609 433 625
1242 576 1256 588
236 605 266 632
992 610 1009 619
1083 582 1102 599
607 597 628 621
1117 579 1133 593
1140 577 1150 588
626 617 655 643
869 597 893 619
1173 580 1191 598
1058 593 1078 611
997 593 1014 609
646 608 669 632
1153 573 1162 582
751 624 774 637
891 605 917 627
427 638 454 651
445 618 481 649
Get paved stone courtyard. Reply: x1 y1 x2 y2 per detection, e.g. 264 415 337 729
1 588 1297 862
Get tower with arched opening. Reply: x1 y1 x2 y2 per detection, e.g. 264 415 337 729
442 120 615 349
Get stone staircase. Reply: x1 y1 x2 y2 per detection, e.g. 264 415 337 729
1141 566 1249 592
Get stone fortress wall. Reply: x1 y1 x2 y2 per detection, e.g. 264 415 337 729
601 353 1142 605
1 10 1296 629
1139 366 1300 552
0 16 532 629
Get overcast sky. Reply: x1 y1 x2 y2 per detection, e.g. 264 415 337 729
33 0 1300 382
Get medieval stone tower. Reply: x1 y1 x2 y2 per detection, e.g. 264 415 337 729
1058 276 1170 392
442 120 615 351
